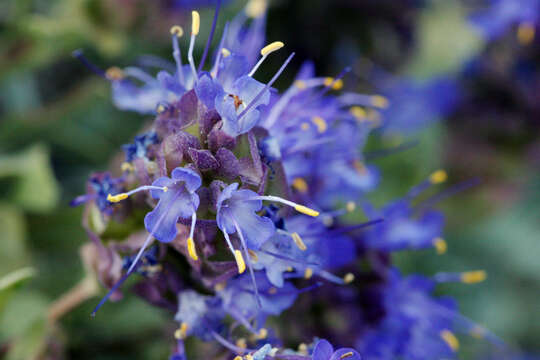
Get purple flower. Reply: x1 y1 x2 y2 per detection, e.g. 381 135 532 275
312 339 361 360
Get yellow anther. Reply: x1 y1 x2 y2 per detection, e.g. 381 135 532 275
311 116 328 133
174 322 189 339
163 186 168 192
156 104 167 114
343 273 355 284
236 338 247 350
517 22 535 45
245 355 253 360
234 357 243 360
105 67 124 80
469 325 486 339
371 95 389 109
294 205 320 217
461 270 487 284
221 48 231 57
340 352 354 359
350 106 367 120
304 267 313 279
121 162 134 172
107 193 128 203
170 25 184 37
257 328 268 339
187 237 198 261
294 80 307 89
300 122 310 131
234 250 246 274
346 201 356 212
440 329 460 352
261 41 284 56
248 249 258 263
246 0 267 18
214 282 226 292
291 232 307 251
287 266 294 272
298 343 308 355
191 11 200 35
268 287 277 294
292 177 308 193
324 77 344 90
429 169 447 184
433 237 447 255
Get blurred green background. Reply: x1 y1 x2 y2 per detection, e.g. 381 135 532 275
0 0 538 358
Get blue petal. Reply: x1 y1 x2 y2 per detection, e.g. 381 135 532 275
195 73 223 109
171 167 202 193
216 54 249 92
330 348 361 360
312 339 334 360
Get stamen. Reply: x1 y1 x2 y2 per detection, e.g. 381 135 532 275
433 237 447 254
304 268 313 279
461 270 487 284
370 95 389 108
233 220 262 308
210 23 230 78
174 322 189 339
238 52 295 120
170 25 185 85
311 116 327 133
294 80 307 89
340 352 354 359
234 250 246 274
107 185 168 203
297 343 308 355
234 356 242 360
256 328 268 339
105 67 124 81
343 273 355 284
249 41 285 77
429 169 447 184
248 249 258 262
248 195 320 217
300 122 310 130
187 212 198 260
323 77 344 90
245 0 267 18
517 21 535 45
121 162 134 172
291 232 307 251
236 338 247 350
346 201 356 212
198 0 222 73
72 49 106 78
188 11 200 82
440 329 460 351
221 48 231 57
292 177 308 193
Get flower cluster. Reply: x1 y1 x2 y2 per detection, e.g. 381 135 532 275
73 1 507 359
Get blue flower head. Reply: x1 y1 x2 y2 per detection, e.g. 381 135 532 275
70 172 123 215
174 290 225 341
122 131 159 162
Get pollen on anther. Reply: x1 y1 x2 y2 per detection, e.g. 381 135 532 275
236 338 247 350
440 329 460 352
294 80 307 89
170 25 184 37
234 250 246 274
191 11 200 35
121 162 134 172
256 328 268 339
291 232 307 251
350 106 367 121
461 270 487 284
248 249 258 262
346 201 356 212
371 95 389 108
517 21 535 45
221 48 231 57
429 170 447 184
292 177 308 193
300 122 310 131
107 193 128 203
304 267 313 279
106 67 124 81
311 116 327 133
294 205 320 217
340 352 354 359
187 237 198 261
298 343 308 355
433 237 447 254
175 322 189 339
246 0 267 18
324 77 344 90
261 41 284 56
343 273 355 284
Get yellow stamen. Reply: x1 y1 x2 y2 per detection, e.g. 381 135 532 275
107 193 128 203
340 352 354 359
261 41 284 56
353 160 367 175
236 338 247 350
191 11 200 35
350 106 366 121
248 249 258 262
300 122 310 130
343 273 355 284
174 322 188 339
517 22 535 45
346 201 356 212
245 0 267 18
245 355 253 360
121 162 134 172
105 67 124 80
469 325 486 339
286 266 294 272
304 267 313 279
324 77 344 90
221 48 231 57
294 80 307 89
298 343 308 355
429 169 447 184
291 232 307 251
234 250 246 274
234 357 243 360
170 25 184 37
461 270 487 284
311 116 327 133
214 282 226 292
433 237 447 254
294 205 319 217
257 328 268 339
268 287 277 294
371 95 389 108
292 177 308 193
187 237 198 261
440 329 460 351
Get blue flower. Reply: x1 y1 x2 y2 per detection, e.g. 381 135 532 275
144 167 201 244
312 339 361 360
122 131 159 162
70 172 123 215
174 290 225 341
